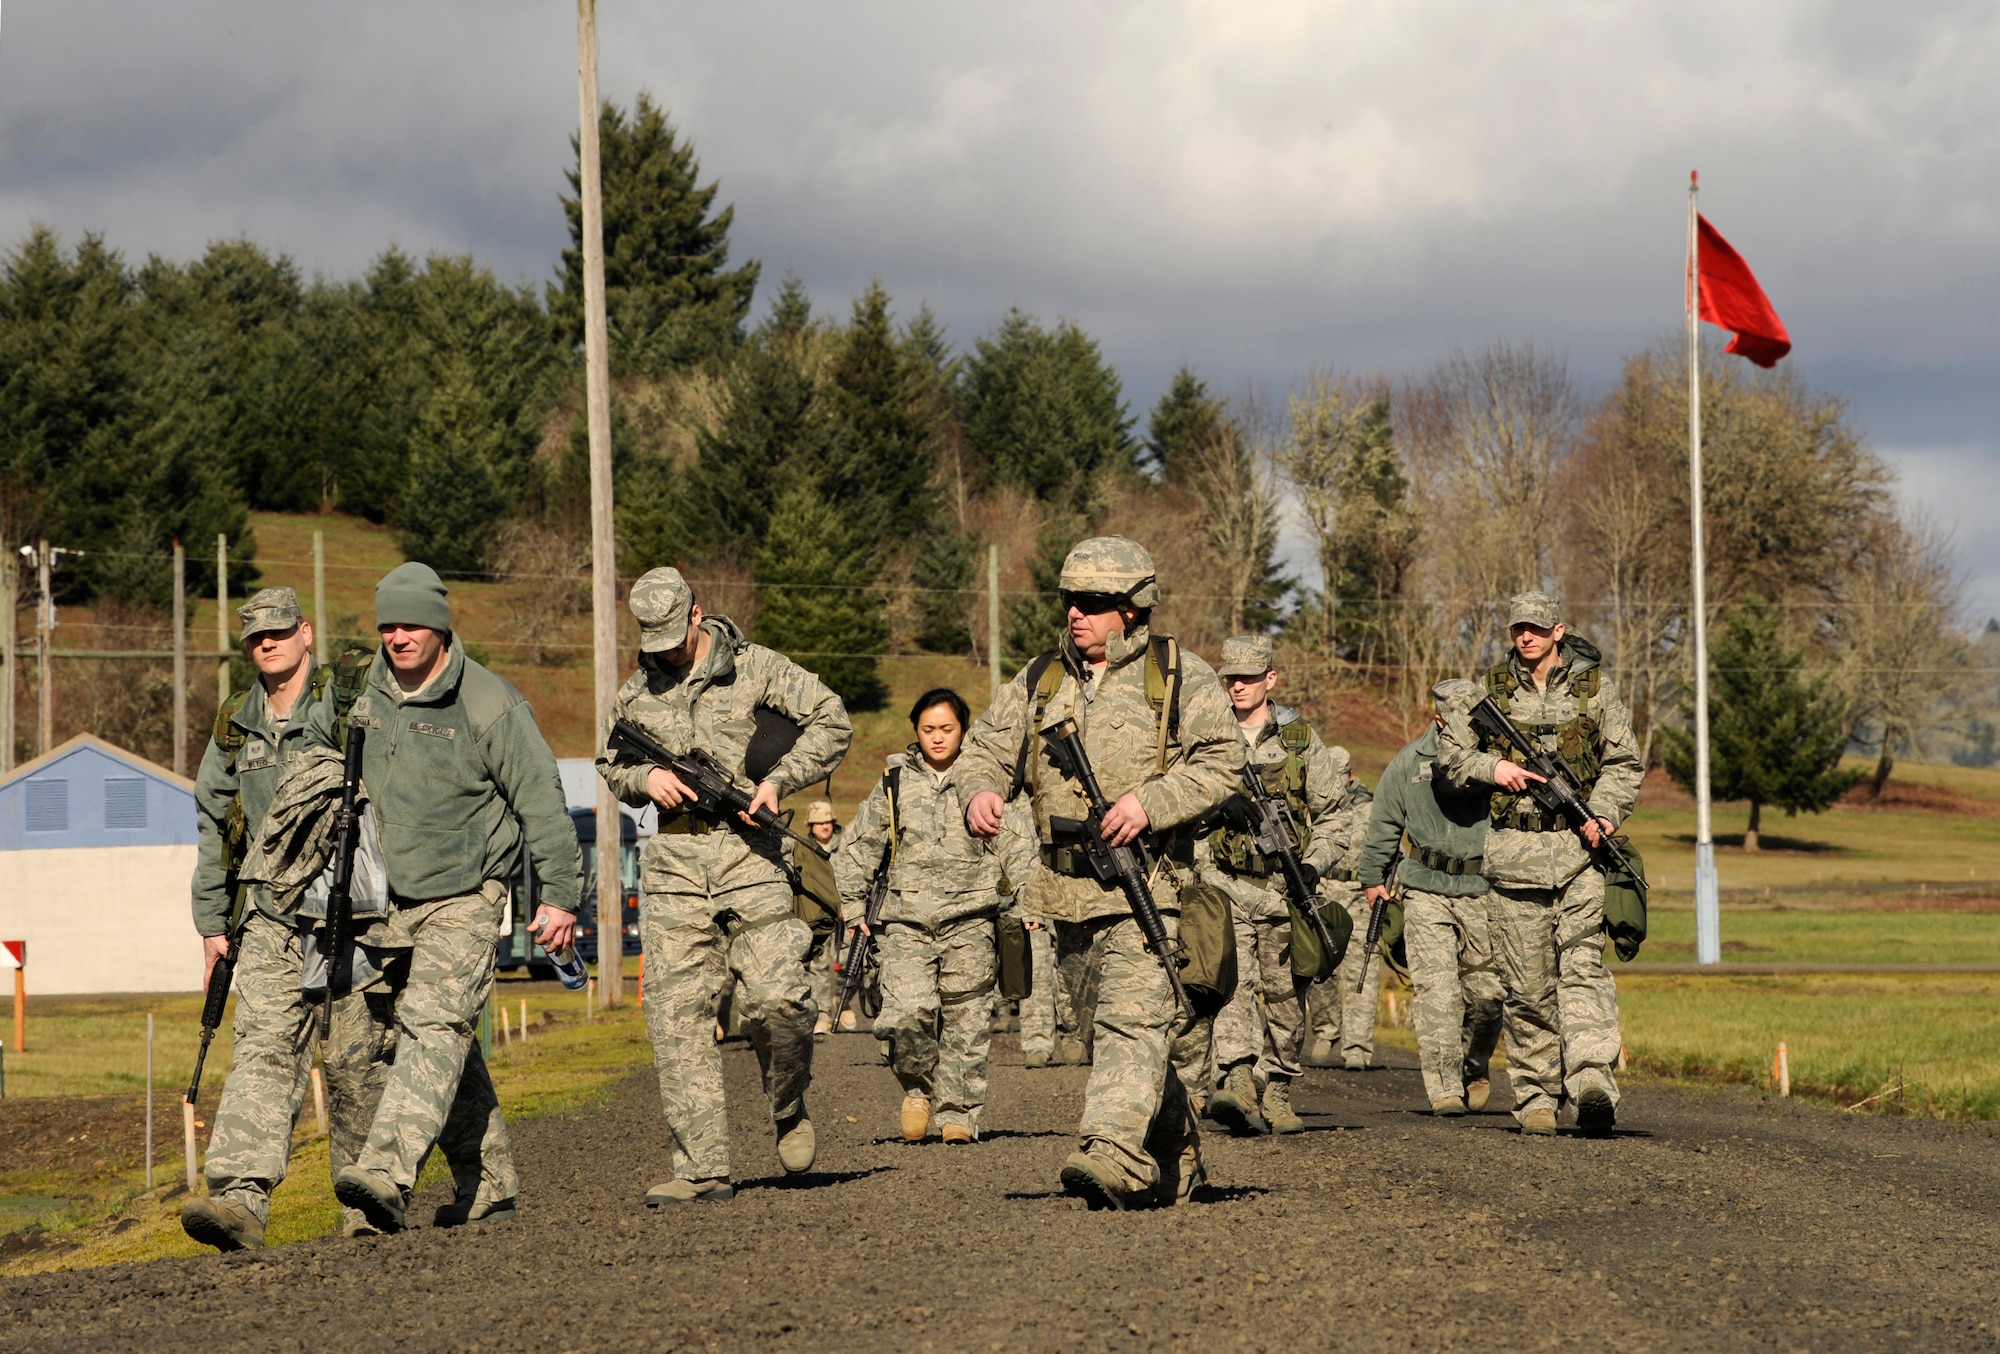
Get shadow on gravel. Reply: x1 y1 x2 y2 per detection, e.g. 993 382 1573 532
1291 1118 1368 1133
735 1167 895 1191
867 1129 1070 1146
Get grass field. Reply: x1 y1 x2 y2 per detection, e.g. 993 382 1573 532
0 986 649 1276
1641 906 2000 965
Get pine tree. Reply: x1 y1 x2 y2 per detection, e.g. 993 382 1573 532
1004 514 1083 671
1144 365 1225 482
913 527 976 654
754 486 887 709
824 280 941 545
394 356 508 577
550 93 759 372
1661 596 1864 850
957 309 1134 504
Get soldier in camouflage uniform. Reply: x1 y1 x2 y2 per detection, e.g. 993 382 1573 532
1435 591 1643 1136
1358 680 1505 1116
795 802 843 1036
960 538 1241 1209
1199 635 1358 1137
323 563 581 1232
596 568 852 1203
837 689 1005 1144
1304 790 1381 1071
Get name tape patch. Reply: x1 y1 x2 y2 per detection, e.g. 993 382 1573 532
409 721 456 740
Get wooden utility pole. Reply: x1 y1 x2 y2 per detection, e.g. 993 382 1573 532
578 0 621 1006
215 535 229 708
172 541 188 776
313 529 328 667
1 544 16 775
35 541 51 757
987 544 1001 707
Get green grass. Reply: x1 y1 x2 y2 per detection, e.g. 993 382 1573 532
2 993 232 1100
1617 973 2000 1119
1641 907 2000 965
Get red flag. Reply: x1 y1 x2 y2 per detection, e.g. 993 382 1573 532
1695 214 1791 367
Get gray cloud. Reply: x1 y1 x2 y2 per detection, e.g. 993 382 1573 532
4 1 1996 610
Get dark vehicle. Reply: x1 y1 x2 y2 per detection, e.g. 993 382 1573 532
499 806 642 975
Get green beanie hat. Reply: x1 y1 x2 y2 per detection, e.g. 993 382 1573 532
376 561 452 632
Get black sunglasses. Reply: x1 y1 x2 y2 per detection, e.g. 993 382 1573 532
1059 591 1128 615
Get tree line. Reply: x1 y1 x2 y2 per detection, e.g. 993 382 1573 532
3 94 1991 785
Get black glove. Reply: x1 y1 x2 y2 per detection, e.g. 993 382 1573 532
1296 862 1320 892
1214 795 1260 831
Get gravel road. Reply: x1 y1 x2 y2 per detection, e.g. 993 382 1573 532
5 1031 1997 1352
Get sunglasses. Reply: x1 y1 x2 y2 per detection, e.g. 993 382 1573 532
1059 591 1128 616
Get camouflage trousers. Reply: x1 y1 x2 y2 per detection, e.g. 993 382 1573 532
874 915 996 1131
1053 912 1199 1199
352 886 516 1201
1487 868 1622 1120
806 928 836 1024
208 911 510 1223
1307 888 1380 1062
1212 901 1305 1085
640 878 816 1182
1018 922 1057 1059
1403 889 1506 1105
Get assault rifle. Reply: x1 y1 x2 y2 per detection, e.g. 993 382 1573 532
834 845 891 1022
320 727 367 1041
186 923 240 1108
1356 842 1403 993
1040 717 1194 1021
1467 695 1648 903
606 718 830 860
1235 764 1344 966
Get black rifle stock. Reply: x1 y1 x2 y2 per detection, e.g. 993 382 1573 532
834 845 891 1022
186 928 240 1107
1355 843 1403 993
1236 765 1344 964
319 727 366 1042
1467 696 1648 902
1040 717 1194 1021
607 718 830 860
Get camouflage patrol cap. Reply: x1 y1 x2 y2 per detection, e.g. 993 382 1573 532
806 800 836 826
1217 634 1275 679
238 586 303 642
1506 590 1561 629
629 567 695 653
1431 678 1483 714
1059 536 1160 608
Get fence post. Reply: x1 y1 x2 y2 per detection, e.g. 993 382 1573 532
36 540 52 757
1 543 15 774
313 529 327 668
987 544 1001 706
146 1012 155 1192
173 541 188 776
215 534 229 708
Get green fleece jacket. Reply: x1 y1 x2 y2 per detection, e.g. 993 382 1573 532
305 635 580 913
1356 728 1491 899
190 680 323 937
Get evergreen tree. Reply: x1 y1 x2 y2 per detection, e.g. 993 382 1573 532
1661 596 1864 850
1144 365 1225 482
1004 514 1083 670
957 309 1134 504
551 93 759 373
825 280 941 545
394 356 508 576
754 485 887 710
913 526 977 654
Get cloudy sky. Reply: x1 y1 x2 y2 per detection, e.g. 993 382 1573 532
4 2 1996 614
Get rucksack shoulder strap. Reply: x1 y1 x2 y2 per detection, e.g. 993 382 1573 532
1483 662 1513 714
1007 651 1063 802
1147 635 1181 775
211 689 253 768
884 766 902 864
1278 716 1313 754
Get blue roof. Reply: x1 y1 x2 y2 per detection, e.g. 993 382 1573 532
0 735 198 851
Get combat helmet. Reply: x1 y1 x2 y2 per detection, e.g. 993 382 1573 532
1058 536 1160 608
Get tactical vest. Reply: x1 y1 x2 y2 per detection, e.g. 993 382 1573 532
1207 714 1316 875
1479 660 1602 831
1007 636 1182 801
211 645 373 923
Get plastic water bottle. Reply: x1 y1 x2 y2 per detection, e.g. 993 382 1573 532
546 942 589 991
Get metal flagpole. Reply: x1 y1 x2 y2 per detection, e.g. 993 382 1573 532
1688 170 1721 966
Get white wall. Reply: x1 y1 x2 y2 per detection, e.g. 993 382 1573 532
0 845 203 994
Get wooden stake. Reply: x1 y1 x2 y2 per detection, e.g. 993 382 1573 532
172 541 187 776
500 1003 511 1046
1775 1042 1791 1098
12 965 22 1054
215 534 229 709
987 543 1001 706
145 1013 154 1192
520 999 528 1042
586 977 595 1021
636 951 644 1007
2 542 17 776
183 1100 199 1192
36 540 51 758
311 1066 330 1138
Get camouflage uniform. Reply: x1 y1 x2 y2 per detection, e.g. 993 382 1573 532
1200 636 1356 1126
596 569 851 1187
1305 788 1381 1069
956 538 1241 1206
1435 592 1643 1126
793 805 843 1030
316 564 580 1222
836 747 1006 1136
1357 681 1504 1110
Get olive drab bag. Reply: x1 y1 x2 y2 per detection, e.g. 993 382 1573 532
997 914 1033 1001
1173 875 1238 1018
1601 834 1648 962
1288 893 1353 983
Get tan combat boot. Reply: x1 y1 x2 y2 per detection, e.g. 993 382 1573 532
1208 1065 1268 1136
777 1113 817 1172
1464 1078 1491 1112
1519 1105 1558 1136
899 1094 932 1142
1262 1078 1305 1135
645 1178 735 1205
1430 1094 1467 1117
181 1197 265 1252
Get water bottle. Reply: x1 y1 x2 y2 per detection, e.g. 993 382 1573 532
546 942 589 991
